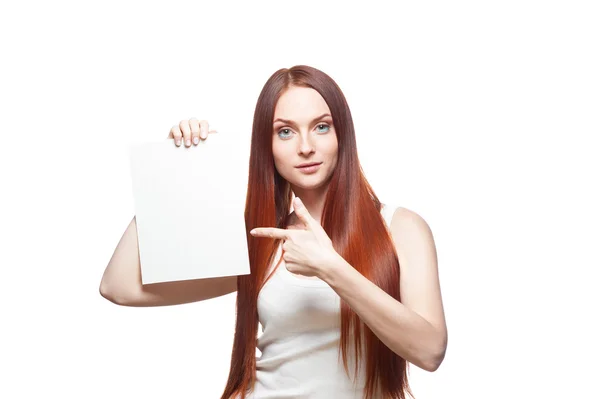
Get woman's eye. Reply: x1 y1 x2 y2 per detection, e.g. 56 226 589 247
277 128 292 139
316 124 330 133
276 124 330 139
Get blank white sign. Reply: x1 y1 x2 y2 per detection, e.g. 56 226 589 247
128 133 251 284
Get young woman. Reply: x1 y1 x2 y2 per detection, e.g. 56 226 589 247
100 65 447 399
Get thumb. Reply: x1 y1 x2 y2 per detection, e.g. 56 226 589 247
293 197 315 228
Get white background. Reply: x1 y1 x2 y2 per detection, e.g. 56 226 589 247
1 1 598 398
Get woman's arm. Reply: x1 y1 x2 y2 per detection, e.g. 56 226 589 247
99 216 237 307
321 207 447 372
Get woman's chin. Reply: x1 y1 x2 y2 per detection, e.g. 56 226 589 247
284 167 334 191
290 177 329 191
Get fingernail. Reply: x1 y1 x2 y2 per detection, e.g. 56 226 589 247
185 139 191 146
193 137 199 145
176 139 181 146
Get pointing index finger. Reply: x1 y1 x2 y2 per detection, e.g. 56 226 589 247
250 227 290 239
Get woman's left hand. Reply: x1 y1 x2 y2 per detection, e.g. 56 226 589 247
250 197 341 278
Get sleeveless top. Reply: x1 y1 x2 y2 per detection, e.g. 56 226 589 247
242 203 396 399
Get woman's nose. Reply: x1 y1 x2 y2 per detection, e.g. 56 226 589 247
297 133 315 154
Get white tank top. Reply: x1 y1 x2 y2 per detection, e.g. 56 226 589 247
243 203 396 399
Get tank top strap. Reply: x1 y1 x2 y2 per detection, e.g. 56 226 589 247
381 202 396 227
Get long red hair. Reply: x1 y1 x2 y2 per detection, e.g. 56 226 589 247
220 65 414 399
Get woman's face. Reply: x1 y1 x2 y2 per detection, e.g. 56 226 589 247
272 86 338 192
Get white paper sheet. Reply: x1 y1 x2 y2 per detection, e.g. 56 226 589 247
128 133 251 285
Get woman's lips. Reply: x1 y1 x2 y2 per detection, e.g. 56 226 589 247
296 163 322 174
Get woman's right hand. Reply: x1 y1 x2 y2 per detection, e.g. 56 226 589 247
168 118 218 147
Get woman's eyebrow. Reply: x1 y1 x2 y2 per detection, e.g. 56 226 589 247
273 113 332 127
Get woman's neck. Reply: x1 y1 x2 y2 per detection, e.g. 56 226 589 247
290 184 329 225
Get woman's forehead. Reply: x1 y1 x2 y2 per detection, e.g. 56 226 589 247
273 87 330 121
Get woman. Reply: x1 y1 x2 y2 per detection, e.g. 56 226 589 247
100 65 447 399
